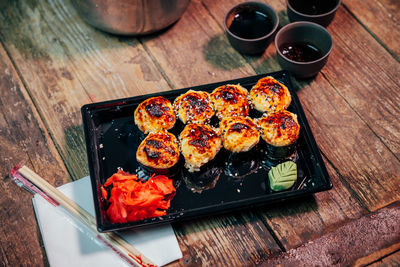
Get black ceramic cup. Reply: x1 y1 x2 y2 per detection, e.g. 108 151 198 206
287 0 341 27
274 21 333 78
224 2 279 55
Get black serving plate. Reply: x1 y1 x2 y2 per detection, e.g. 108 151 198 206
81 70 332 232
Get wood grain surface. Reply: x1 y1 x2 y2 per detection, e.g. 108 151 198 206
342 0 400 59
0 44 69 266
323 7 400 160
0 0 399 266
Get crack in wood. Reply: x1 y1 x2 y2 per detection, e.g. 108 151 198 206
341 2 399 62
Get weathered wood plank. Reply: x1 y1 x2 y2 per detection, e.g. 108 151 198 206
296 76 400 210
342 0 400 59
322 7 400 158
368 250 400 267
0 0 171 179
0 43 69 266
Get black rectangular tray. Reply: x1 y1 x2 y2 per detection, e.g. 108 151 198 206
82 70 332 232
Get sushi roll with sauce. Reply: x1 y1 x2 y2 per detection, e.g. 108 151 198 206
173 90 215 124
136 130 180 170
249 76 291 114
210 84 249 120
179 123 222 172
258 110 300 159
219 116 260 153
134 96 176 134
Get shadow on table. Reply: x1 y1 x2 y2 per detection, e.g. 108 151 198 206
203 34 249 70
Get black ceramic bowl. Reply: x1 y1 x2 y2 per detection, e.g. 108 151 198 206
274 22 332 78
287 0 341 27
224 1 279 55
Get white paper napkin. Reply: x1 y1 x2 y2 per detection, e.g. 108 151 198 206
32 176 182 267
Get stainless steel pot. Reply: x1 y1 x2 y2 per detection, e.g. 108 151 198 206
71 0 191 36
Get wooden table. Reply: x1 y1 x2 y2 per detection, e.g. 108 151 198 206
0 0 399 266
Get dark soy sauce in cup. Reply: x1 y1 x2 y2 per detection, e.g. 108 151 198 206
289 0 337 15
280 42 323 62
228 9 273 39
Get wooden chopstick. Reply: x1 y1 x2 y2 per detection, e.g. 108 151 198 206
18 165 156 267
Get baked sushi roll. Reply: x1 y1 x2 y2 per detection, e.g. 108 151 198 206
136 130 180 169
249 76 291 114
179 123 222 172
173 90 215 124
219 116 260 153
210 84 249 119
134 96 176 134
258 110 300 159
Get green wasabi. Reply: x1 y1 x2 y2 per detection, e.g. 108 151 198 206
268 161 297 191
